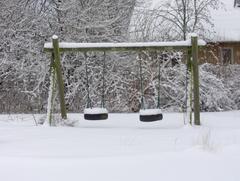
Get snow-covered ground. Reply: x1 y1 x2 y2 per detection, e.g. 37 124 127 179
1 112 240 181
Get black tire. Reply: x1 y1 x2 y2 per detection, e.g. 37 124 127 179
140 114 163 122
84 113 108 120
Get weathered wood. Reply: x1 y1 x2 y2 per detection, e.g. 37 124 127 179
44 35 204 126
44 41 206 53
45 46 185 52
191 35 201 125
47 47 174 52
52 36 67 120
46 53 56 126
186 48 193 124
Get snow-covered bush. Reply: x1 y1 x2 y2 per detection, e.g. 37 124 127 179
0 0 136 113
125 56 238 112
222 65 240 110
199 64 236 111
1 1 239 114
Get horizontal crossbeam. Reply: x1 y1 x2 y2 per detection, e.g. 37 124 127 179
44 40 206 52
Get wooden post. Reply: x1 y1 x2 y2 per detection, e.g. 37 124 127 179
52 35 67 120
191 35 200 125
46 53 56 126
186 48 193 124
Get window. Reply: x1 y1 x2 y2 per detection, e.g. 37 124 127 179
221 48 233 64
234 0 240 7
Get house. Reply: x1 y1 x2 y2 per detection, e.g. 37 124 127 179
137 0 240 64
203 0 240 64
234 0 240 7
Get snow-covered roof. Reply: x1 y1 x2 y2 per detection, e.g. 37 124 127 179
211 0 240 42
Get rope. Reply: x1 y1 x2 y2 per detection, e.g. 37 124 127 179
185 62 189 113
84 52 92 108
139 54 145 110
184 49 192 124
157 57 161 109
184 61 189 124
101 52 106 108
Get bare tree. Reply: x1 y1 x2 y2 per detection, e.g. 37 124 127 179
131 0 222 41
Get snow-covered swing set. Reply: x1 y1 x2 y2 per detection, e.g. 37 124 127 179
44 34 206 126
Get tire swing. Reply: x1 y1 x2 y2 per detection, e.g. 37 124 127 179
83 52 108 120
139 53 163 122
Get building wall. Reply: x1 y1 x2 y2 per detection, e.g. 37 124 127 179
200 42 240 64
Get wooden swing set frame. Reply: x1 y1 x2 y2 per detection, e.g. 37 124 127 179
44 34 205 126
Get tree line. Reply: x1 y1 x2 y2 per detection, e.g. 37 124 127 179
1 0 239 113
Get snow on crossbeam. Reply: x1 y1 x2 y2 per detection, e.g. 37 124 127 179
44 40 206 52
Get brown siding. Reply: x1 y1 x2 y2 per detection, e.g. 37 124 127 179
235 44 240 64
200 42 240 64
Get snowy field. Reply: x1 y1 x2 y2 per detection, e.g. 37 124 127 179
1 111 240 181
